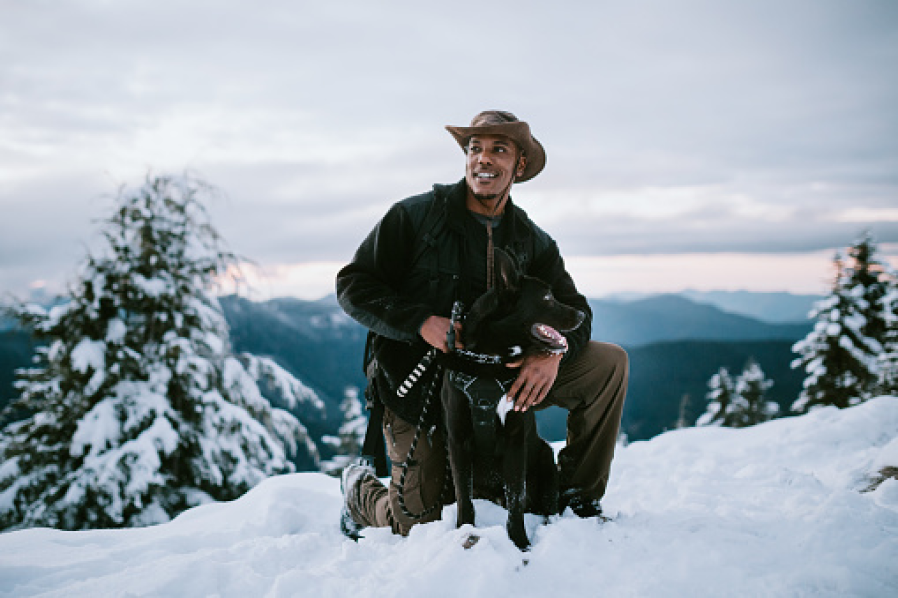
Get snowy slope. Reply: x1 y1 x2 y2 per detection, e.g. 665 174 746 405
1 398 897 598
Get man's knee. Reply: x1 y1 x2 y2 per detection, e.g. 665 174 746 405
576 341 629 385
593 341 628 369
548 341 627 410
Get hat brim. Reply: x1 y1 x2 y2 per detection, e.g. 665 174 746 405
445 121 545 183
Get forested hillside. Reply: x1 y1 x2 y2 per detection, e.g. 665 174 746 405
2 294 812 449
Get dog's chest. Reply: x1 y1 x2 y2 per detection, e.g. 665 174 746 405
448 371 516 454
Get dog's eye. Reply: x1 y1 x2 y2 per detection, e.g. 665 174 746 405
544 292 553 301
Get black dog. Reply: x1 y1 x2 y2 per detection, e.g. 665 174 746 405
442 249 585 550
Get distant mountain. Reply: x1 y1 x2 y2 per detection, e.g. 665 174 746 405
218 294 368 430
679 290 822 323
0 330 36 412
1 294 814 453
589 294 811 348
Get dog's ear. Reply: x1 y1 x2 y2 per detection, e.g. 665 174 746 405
464 288 499 347
494 248 520 293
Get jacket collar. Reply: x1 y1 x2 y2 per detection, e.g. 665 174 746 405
443 178 519 234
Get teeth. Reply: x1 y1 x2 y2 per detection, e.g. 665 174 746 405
476 172 497 179
534 324 567 348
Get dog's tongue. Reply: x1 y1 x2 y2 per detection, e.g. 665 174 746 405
531 323 568 352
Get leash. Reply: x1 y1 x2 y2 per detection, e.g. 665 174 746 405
393 300 520 521
394 352 451 521
393 301 480 520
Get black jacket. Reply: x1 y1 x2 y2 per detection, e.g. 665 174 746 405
336 179 592 425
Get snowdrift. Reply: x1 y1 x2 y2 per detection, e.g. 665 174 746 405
1 397 896 597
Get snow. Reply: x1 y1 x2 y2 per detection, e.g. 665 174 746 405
132 274 173 299
69 339 105 374
69 400 120 458
239 353 325 411
105 318 127 344
872 434 898 473
1 398 896 597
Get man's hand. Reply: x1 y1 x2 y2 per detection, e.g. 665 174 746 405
420 315 463 353
506 352 562 411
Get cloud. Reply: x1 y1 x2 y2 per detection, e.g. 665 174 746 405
1 0 897 296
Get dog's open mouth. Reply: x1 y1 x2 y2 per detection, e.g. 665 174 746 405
530 323 568 353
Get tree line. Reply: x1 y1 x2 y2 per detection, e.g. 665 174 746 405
696 232 897 428
0 175 894 530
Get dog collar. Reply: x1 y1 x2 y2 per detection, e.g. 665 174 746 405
451 345 521 366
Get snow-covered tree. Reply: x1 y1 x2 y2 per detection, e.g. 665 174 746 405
320 387 367 475
729 360 778 427
698 362 778 428
792 240 887 413
697 367 736 427
844 232 889 349
874 282 898 396
675 393 692 429
0 175 323 531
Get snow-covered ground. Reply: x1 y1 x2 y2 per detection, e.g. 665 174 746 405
1 398 897 597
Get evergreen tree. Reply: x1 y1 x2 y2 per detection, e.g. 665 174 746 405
675 393 692 429
792 251 880 413
843 232 889 351
696 367 735 427
320 388 367 475
874 281 898 396
0 175 323 531
729 360 778 427
698 362 778 428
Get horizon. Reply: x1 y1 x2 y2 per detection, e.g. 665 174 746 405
19 249 897 306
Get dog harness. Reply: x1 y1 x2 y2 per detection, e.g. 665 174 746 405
445 301 521 458
447 370 517 457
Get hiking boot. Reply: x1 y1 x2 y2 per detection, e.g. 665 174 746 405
340 459 376 541
560 488 607 520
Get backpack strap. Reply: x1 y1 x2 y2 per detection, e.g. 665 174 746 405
410 189 448 300
361 400 388 476
360 358 389 476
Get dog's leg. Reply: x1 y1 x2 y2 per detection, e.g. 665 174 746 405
528 437 560 519
503 410 531 550
442 375 476 528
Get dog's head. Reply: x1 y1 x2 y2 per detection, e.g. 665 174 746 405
462 249 585 359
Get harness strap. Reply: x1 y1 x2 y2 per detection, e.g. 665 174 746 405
448 370 516 458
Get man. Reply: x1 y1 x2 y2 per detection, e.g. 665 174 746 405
335 110 628 539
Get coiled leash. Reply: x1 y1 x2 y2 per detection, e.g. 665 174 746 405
394 347 451 520
394 302 466 520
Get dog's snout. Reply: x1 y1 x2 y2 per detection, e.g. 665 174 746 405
561 308 585 332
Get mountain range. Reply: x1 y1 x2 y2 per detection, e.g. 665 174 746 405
588 294 810 346
0 292 814 460
679 289 821 323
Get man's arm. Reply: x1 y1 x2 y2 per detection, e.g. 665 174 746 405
336 203 435 343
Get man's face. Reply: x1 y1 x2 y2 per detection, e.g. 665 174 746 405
464 134 525 202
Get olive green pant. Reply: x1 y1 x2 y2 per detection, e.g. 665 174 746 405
349 341 628 535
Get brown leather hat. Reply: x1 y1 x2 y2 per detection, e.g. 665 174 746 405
445 110 546 182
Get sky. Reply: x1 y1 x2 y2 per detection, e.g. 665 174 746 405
2 0 897 302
